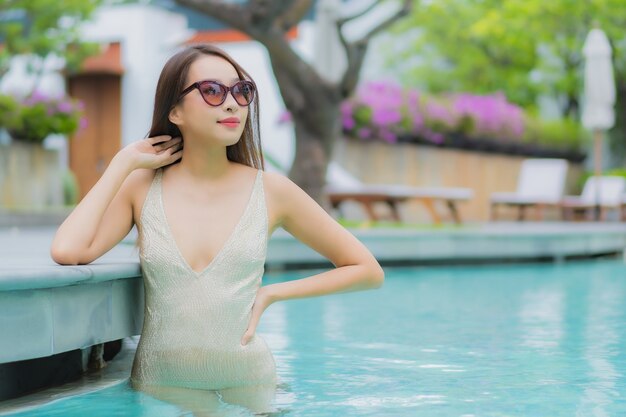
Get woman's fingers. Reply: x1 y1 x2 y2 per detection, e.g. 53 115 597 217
241 307 261 346
154 137 182 152
168 146 183 162
240 287 276 345
146 134 172 144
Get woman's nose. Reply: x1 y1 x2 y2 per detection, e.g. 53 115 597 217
222 91 239 112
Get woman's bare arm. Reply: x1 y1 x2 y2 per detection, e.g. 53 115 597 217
50 135 183 265
240 171 384 345
264 171 384 301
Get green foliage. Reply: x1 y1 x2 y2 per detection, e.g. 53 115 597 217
3 92 85 143
523 116 590 151
576 167 626 194
0 94 18 127
390 0 626 116
0 0 102 76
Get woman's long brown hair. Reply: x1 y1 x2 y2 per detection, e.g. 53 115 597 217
149 43 264 170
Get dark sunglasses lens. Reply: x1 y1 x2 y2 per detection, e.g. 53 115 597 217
233 82 254 105
200 82 226 105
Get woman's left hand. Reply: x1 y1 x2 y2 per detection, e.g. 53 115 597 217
241 286 276 346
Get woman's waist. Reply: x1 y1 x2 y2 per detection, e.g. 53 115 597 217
135 333 272 361
137 324 268 349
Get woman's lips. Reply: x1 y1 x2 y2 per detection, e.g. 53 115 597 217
218 118 240 128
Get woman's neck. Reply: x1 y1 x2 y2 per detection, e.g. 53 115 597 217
173 141 234 182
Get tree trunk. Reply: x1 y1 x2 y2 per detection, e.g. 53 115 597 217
267 50 341 209
288 116 338 212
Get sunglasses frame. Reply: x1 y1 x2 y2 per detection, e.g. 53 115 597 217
178 79 256 107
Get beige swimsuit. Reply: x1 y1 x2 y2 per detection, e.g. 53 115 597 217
130 167 277 393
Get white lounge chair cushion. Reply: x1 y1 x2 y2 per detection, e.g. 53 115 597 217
491 158 568 204
563 176 626 207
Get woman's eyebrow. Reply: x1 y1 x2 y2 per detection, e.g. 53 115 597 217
201 78 242 84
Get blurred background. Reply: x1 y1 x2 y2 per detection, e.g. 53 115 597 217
0 0 622 224
3 2 626 415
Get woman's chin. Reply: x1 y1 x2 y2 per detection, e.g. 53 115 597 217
186 133 242 147
220 136 242 148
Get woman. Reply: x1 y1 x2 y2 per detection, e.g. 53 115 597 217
50 44 384 415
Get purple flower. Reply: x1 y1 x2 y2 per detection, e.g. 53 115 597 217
341 101 357 131
57 101 74 113
341 79 528 145
380 129 397 143
23 90 49 105
343 117 356 130
372 108 402 126
357 127 371 139
452 92 525 139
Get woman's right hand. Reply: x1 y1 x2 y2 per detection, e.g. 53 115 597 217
118 135 183 170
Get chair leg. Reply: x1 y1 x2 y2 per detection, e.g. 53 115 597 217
490 203 498 221
518 205 527 221
421 198 442 224
362 202 380 222
535 204 545 221
446 201 462 224
330 201 344 219
386 200 402 222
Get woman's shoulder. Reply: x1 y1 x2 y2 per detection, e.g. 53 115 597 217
125 167 161 217
260 169 296 194
127 166 160 191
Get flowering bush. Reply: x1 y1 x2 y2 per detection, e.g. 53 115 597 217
2 91 86 143
341 80 585 152
341 80 528 144
0 94 19 128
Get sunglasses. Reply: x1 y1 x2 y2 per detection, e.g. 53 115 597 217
178 79 256 107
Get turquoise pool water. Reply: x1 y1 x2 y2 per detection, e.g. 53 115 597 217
4 260 626 416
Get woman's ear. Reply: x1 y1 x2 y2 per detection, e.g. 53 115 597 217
169 105 183 126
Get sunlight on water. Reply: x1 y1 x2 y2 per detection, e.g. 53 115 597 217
5 260 626 416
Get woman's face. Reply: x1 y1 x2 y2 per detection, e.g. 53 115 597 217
171 54 249 146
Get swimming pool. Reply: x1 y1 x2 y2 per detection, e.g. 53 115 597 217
3 259 626 416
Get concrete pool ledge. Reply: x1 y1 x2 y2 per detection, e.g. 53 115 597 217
268 222 626 265
1 222 626 388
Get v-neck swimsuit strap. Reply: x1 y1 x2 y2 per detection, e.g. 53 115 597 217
155 167 262 277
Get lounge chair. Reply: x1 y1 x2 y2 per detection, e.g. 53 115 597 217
490 158 569 221
323 162 473 224
561 176 626 221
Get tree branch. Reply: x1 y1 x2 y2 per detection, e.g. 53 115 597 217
357 0 412 43
338 0 413 97
276 0 314 32
249 0 295 31
336 0 382 26
261 30 331 101
175 0 251 34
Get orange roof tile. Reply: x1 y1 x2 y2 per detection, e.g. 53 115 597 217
79 42 124 75
185 27 299 44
